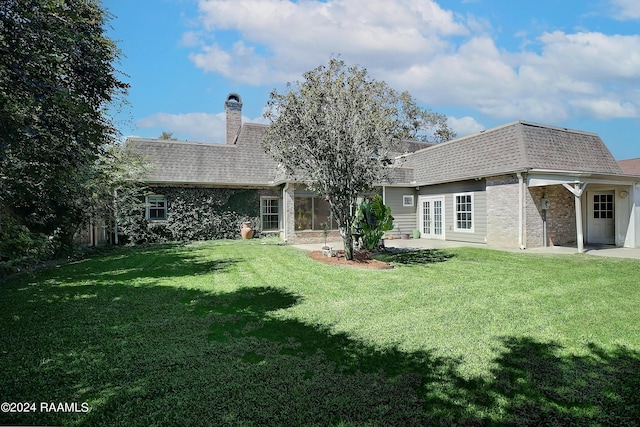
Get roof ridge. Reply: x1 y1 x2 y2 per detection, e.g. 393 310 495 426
127 137 236 147
517 120 600 137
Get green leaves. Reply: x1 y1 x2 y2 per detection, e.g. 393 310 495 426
263 59 452 259
355 194 393 251
0 0 129 240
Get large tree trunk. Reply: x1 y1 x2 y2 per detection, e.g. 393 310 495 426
331 198 355 260
341 228 354 260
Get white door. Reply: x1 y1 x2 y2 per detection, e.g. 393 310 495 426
419 196 445 239
587 191 615 245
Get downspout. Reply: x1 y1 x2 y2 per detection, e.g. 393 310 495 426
517 173 525 249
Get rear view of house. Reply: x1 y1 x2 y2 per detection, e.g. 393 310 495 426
125 94 640 251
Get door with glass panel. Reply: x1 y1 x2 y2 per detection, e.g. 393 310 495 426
587 191 615 245
418 196 445 239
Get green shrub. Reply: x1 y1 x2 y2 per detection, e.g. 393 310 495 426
0 216 56 276
355 194 393 251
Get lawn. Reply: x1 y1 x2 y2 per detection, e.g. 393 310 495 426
1 240 639 426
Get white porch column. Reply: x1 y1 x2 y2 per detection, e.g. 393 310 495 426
562 182 587 253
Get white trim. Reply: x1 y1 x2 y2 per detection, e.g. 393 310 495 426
146 195 167 221
402 194 414 207
260 196 281 231
453 192 474 233
417 196 445 240
561 183 586 252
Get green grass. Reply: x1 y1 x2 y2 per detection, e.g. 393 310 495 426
1 240 639 425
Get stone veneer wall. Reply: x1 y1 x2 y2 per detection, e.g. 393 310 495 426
486 175 521 248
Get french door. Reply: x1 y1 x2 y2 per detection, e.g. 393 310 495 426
418 196 445 239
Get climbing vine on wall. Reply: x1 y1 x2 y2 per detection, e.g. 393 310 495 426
118 187 266 243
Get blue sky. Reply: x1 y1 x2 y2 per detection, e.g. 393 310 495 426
105 0 640 160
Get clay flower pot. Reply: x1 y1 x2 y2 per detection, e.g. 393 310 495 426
240 222 254 239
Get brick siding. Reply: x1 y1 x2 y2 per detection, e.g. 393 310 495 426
486 175 520 248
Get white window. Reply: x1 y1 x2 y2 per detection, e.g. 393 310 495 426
261 198 280 231
454 193 473 232
146 195 167 221
403 195 414 207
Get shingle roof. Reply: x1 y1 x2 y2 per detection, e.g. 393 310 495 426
401 121 623 185
618 158 640 176
128 125 433 187
127 123 278 186
129 120 623 188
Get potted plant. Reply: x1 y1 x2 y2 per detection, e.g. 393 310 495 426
320 222 333 257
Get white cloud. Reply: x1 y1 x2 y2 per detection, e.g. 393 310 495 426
184 0 640 125
397 31 640 122
610 0 640 20
190 0 467 84
180 31 201 48
136 112 226 142
535 31 640 81
189 41 295 86
570 98 638 119
447 116 485 137
136 112 267 143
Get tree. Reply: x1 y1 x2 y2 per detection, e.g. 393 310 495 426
0 0 128 245
88 143 149 245
159 131 177 140
263 59 454 260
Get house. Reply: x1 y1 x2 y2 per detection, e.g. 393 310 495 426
125 93 640 251
124 93 429 244
619 158 640 176
387 122 640 251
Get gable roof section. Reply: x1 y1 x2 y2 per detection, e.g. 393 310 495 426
618 158 640 176
401 121 623 185
128 123 279 186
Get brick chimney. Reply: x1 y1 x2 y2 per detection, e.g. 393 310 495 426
225 93 242 144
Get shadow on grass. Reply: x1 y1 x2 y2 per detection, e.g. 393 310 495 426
49 243 240 286
492 337 640 426
373 248 455 266
2 266 639 425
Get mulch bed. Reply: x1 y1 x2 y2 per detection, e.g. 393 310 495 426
307 249 393 270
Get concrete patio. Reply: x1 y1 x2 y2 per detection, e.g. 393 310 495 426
293 238 640 260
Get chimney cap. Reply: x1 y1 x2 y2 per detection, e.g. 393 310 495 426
225 93 243 111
